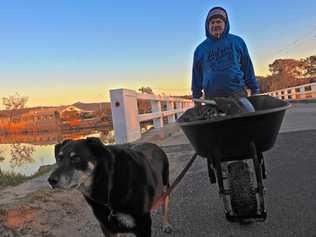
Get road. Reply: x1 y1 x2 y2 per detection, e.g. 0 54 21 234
150 102 316 237
281 102 316 133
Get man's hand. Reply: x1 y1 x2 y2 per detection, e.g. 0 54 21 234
251 89 260 96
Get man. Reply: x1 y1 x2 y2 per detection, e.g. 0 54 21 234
191 7 259 111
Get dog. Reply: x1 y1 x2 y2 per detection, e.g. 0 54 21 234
48 137 172 237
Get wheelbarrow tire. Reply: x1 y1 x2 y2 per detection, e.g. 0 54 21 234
228 161 257 217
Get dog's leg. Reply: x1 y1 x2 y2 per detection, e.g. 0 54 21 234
135 213 152 237
100 224 119 237
161 186 172 233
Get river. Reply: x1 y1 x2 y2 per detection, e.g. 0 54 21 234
0 128 114 176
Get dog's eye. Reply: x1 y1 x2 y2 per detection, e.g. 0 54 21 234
71 155 81 164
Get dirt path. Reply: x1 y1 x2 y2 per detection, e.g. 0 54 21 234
0 181 104 237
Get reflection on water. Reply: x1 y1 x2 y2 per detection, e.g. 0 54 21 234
0 129 114 176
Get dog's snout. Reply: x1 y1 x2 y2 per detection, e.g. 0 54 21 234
48 175 59 187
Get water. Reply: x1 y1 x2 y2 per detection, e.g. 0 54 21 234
0 129 114 176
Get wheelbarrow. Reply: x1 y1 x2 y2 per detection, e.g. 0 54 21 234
176 95 290 222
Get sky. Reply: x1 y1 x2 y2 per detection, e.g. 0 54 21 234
1 0 316 107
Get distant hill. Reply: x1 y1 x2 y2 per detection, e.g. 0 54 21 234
72 102 111 113
0 106 63 117
0 102 111 117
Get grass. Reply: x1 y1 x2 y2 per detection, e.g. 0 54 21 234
0 165 53 188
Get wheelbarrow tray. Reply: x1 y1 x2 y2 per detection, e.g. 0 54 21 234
177 95 290 161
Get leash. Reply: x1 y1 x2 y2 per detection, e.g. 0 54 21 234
151 153 198 211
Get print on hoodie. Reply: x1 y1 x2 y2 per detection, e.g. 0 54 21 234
208 43 234 71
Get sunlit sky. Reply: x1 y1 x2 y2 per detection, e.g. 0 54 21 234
1 0 316 107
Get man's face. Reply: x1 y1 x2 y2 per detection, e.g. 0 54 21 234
208 18 225 39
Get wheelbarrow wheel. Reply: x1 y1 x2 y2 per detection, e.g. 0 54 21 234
228 161 257 217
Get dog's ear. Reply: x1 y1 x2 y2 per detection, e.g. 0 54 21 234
54 144 62 159
54 139 72 161
86 137 103 146
84 137 116 165
84 137 107 157
61 139 72 146
85 137 104 150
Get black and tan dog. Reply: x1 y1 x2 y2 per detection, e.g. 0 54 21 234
48 137 172 237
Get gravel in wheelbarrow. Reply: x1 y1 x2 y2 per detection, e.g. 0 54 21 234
177 95 291 159
181 97 248 122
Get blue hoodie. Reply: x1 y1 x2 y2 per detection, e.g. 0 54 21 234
192 7 259 98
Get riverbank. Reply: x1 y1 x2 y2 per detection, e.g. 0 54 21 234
0 165 54 188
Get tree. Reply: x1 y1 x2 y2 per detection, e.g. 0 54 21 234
2 93 28 110
9 144 35 167
0 149 4 162
257 76 271 93
258 55 316 93
269 59 305 78
304 55 316 77
2 93 29 132
137 87 154 114
268 59 307 89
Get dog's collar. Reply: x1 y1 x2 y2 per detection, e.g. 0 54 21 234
83 193 116 218
78 161 114 212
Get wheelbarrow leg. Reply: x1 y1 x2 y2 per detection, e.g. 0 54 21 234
250 142 267 219
207 156 216 184
213 157 230 215
258 152 267 179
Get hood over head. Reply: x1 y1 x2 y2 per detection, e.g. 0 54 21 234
205 6 230 40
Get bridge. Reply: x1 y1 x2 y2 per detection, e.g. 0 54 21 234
110 82 316 144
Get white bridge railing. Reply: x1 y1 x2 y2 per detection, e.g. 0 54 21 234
110 89 193 144
266 82 316 101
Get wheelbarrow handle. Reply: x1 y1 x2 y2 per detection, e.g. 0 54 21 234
193 98 217 105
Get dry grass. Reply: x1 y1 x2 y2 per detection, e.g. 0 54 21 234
0 166 52 188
